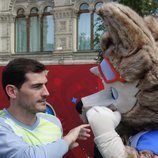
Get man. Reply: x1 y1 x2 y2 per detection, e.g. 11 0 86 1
0 58 90 158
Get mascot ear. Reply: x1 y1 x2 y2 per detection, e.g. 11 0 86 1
144 16 158 41
96 2 155 81
90 67 100 77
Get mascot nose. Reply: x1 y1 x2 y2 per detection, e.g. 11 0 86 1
76 100 83 114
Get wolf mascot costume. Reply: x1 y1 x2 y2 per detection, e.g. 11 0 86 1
77 2 158 158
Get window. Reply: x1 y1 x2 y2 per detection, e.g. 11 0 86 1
15 9 27 52
78 3 90 50
43 6 54 51
29 8 40 52
15 6 54 53
78 2 105 51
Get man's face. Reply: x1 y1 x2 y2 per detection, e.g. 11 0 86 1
16 71 50 114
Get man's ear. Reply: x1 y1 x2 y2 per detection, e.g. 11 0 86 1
5 85 18 99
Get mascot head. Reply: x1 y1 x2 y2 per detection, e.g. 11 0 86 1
77 2 158 136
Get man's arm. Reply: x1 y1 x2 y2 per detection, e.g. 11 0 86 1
0 124 90 158
0 125 68 158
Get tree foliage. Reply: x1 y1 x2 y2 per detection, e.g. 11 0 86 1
94 16 106 62
94 16 106 49
119 0 158 16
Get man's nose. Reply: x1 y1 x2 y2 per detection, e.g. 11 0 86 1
42 85 50 96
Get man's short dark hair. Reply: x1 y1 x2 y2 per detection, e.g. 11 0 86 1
2 58 46 97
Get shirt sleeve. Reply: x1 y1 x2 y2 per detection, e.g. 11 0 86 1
0 124 69 158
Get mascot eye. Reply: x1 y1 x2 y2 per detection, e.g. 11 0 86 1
110 87 118 100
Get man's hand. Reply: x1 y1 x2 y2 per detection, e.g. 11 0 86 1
63 124 91 149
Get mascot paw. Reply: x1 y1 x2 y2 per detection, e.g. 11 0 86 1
86 106 121 137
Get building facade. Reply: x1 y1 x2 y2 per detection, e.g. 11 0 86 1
0 0 114 65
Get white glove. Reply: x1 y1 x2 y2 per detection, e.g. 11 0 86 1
86 106 121 136
86 106 127 158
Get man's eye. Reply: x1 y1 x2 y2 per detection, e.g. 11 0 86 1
110 87 118 100
32 84 42 89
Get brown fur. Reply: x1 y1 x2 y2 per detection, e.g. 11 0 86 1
126 146 155 158
97 2 158 157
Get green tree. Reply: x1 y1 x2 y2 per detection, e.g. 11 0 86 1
94 16 106 49
119 0 158 16
94 16 106 62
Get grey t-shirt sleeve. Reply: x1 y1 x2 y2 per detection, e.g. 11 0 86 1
0 124 69 158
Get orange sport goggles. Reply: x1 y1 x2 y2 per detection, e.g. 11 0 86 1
98 56 125 83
